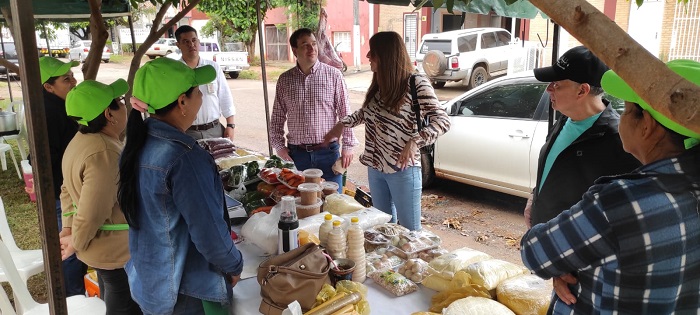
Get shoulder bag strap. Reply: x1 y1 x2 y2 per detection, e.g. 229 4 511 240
410 74 423 131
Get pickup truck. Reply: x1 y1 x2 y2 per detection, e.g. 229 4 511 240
166 41 250 79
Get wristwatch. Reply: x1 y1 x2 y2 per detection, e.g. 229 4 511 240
226 123 236 129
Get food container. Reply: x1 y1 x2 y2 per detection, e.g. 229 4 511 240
0 111 17 132
302 168 323 184
322 181 339 196
297 183 322 205
329 258 356 285
295 197 323 219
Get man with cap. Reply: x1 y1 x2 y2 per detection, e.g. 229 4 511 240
174 25 236 141
521 59 700 314
119 57 243 314
38 56 88 296
59 79 141 314
523 46 640 306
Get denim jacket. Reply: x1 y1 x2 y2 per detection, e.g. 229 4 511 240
125 119 243 315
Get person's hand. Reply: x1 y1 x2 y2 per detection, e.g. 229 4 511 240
398 139 418 170
224 127 235 142
323 122 344 146
524 195 533 228
341 150 353 168
277 147 292 161
59 234 76 260
58 227 71 238
230 274 241 288
553 274 578 305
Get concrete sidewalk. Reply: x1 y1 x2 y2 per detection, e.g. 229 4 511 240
342 65 373 93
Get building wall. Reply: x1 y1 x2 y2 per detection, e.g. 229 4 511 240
659 1 677 61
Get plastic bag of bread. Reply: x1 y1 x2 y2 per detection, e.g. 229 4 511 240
397 258 430 283
369 270 418 297
464 259 529 291
429 271 491 312
496 274 552 315
324 194 364 215
428 247 491 279
443 297 516 315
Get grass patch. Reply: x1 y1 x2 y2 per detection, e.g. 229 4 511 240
238 70 259 80
109 54 127 64
0 142 47 302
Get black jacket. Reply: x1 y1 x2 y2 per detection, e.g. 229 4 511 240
530 103 641 226
44 89 78 198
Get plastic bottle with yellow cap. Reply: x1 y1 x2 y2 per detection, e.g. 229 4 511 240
318 213 334 248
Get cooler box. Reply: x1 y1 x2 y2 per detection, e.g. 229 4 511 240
84 271 100 298
21 160 35 202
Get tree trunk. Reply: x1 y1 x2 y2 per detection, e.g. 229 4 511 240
84 0 109 80
247 31 257 57
525 0 700 135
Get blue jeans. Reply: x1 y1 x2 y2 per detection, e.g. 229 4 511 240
56 200 87 296
289 141 343 192
367 166 422 231
95 268 142 315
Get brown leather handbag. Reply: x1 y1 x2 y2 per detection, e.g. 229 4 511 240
257 243 331 315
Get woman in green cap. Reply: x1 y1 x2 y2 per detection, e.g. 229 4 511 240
38 56 87 296
58 79 141 314
520 59 700 314
118 57 243 315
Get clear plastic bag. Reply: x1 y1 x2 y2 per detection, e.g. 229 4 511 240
397 258 430 283
496 274 552 315
240 203 280 254
463 259 529 291
369 270 418 297
324 194 364 215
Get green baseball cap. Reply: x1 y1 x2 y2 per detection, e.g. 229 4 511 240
39 56 79 84
601 59 700 149
66 79 129 126
132 58 216 114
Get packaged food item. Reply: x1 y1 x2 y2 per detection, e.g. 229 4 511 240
326 221 347 260
346 217 366 283
322 181 340 196
443 297 515 315
298 183 322 205
428 247 492 279
324 194 364 215
373 223 409 239
397 258 429 283
429 271 491 311
258 167 281 184
319 214 334 248
463 259 529 291
369 270 418 297
388 231 440 259
365 252 404 274
496 274 552 315
417 247 448 263
303 168 324 184
278 168 305 188
295 197 323 219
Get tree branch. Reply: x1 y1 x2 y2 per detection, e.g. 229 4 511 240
84 0 109 79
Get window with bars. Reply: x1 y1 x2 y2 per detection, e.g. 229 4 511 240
669 1 700 61
333 32 351 52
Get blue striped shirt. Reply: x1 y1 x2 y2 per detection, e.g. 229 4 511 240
521 148 700 314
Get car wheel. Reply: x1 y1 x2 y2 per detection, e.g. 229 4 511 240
468 66 488 89
148 55 156 60
420 149 435 188
431 81 446 89
422 50 447 77
228 72 240 79
103 59 109 63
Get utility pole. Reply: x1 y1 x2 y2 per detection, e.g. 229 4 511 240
353 0 360 72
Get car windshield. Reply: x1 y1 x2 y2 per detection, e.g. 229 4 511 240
83 41 91 46
156 39 169 45
0 43 17 59
420 40 451 55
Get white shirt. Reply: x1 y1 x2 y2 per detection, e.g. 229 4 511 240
180 57 235 125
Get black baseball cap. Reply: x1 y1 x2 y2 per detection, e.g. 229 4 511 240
534 46 609 87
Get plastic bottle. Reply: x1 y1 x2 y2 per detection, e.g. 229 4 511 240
318 214 334 248
277 196 299 254
326 220 346 260
346 217 366 282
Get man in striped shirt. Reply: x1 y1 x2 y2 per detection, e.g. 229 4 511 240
270 28 357 190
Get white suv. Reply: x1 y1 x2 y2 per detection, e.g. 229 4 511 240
416 28 514 89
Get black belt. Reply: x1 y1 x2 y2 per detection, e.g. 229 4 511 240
188 120 219 131
289 141 336 152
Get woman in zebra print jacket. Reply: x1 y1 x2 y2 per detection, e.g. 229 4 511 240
324 31 451 231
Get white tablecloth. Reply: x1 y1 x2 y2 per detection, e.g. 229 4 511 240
231 277 435 315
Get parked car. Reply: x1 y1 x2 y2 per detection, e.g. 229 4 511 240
165 40 221 61
0 42 19 75
146 38 178 59
166 40 249 79
68 40 111 63
416 28 515 89
421 72 625 198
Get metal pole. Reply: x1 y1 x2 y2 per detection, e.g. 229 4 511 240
548 22 560 131
0 27 12 102
353 0 360 71
9 0 68 313
257 0 273 157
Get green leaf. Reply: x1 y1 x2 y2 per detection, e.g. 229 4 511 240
636 0 644 7
433 0 445 11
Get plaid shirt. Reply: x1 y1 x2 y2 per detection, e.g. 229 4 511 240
270 61 357 152
521 147 700 314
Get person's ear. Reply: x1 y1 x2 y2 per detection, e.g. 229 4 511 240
103 108 111 120
578 83 590 96
43 83 53 93
640 110 660 139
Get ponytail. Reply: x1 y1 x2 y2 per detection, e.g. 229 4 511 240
118 109 147 229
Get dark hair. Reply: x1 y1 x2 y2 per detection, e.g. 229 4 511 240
289 28 314 48
362 31 416 113
45 76 59 85
175 25 197 41
630 102 687 146
68 99 121 134
589 86 604 96
118 87 196 229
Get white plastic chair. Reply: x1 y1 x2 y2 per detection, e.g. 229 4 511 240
0 238 106 315
0 197 44 285
0 143 20 179
2 101 28 160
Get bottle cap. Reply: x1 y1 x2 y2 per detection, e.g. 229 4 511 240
332 220 341 227
324 214 332 220
351 217 359 223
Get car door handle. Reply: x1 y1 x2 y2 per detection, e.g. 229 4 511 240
508 132 531 138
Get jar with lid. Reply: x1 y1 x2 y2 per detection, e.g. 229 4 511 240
326 220 346 260
318 213 334 248
346 217 366 282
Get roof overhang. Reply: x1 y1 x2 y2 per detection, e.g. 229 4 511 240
365 0 546 19
0 0 131 21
